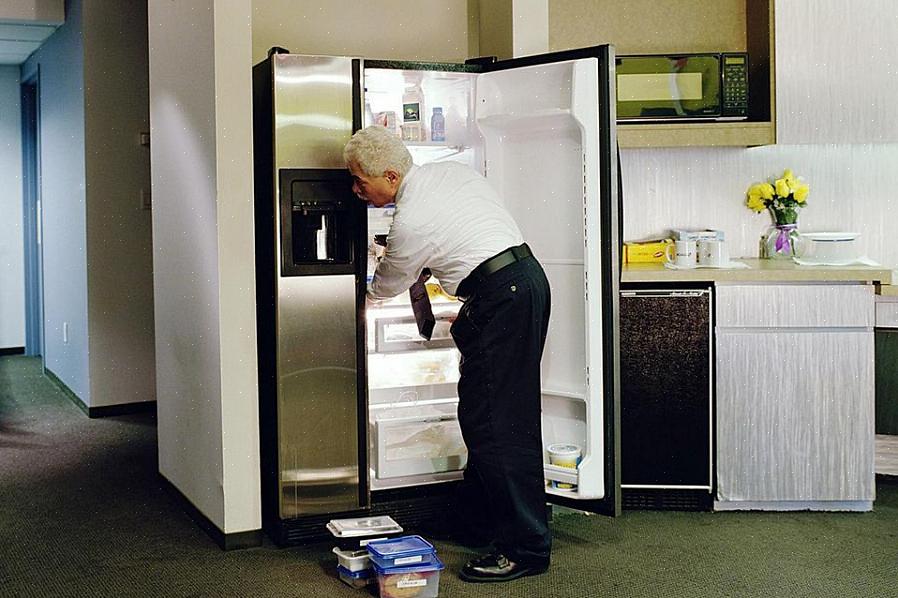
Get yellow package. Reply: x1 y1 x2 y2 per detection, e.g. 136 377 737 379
624 238 673 263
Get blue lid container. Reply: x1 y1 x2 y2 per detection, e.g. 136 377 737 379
372 554 445 575
366 535 436 569
337 565 374 580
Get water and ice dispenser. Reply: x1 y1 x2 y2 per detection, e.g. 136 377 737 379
279 169 359 275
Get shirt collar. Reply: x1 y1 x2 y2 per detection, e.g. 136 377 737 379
395 164 419 205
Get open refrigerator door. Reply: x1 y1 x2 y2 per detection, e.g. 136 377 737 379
474 58 606 500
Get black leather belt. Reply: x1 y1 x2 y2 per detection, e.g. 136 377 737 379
456 243 532 301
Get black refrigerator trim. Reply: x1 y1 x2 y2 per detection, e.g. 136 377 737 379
251 56 280 535
363 58 482 73
485 44 622 516
351 58 370 511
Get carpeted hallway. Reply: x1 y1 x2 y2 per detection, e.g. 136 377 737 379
1 354 896 598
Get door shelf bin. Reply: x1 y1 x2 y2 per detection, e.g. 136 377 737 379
544 463 579 486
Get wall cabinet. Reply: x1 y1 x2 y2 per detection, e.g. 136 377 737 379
549 0 776 148
775 0 898 144
715 284 875 509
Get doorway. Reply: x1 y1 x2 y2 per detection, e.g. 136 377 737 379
21 72 44 362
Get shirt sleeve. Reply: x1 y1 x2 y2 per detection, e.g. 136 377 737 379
367 218 433 300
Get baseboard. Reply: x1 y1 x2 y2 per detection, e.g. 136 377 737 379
0 346 25 356
714 500 873 512
87 401 156 418
45 367 89 416
159 474 263 551
45 367 156 418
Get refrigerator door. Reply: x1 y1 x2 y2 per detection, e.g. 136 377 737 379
475 47 620 512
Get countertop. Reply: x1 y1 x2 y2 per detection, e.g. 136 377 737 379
622 258 893 285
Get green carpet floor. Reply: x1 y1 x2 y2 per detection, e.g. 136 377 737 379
1 355 896 597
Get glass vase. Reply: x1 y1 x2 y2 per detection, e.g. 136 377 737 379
761 223 800 259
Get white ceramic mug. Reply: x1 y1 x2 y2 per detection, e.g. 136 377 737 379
665 239 697 267
698 239 728 266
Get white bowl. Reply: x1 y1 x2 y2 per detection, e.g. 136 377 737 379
797 232 861 265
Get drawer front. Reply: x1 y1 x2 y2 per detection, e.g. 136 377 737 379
716 284 873 328
875 300 898 328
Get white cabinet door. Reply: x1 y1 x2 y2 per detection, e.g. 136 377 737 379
716 330 875 502
776 0 898 144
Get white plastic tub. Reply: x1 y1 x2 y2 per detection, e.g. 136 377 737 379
332 547 371 572
797 232 860 265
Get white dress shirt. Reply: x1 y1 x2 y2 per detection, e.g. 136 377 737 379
368 162 524 299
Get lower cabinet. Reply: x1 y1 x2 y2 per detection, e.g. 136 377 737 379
715 284 875 508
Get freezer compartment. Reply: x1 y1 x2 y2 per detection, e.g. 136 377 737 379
372 402 468 481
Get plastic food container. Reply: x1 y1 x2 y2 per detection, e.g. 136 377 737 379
796 232 861 265
332 547 371 572
327 516 404 551
374 556 444 598
366 535 437 569
547 443 581 490
337 565 375 589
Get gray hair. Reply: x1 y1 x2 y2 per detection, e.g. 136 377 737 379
343 125 413 177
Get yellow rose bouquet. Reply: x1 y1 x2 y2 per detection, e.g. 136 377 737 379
745 169 809 258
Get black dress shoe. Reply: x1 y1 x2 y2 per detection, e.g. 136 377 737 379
459 552 549 583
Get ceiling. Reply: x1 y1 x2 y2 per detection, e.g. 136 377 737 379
0 22 59 65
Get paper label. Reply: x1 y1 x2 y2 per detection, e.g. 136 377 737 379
359 537 386 547
394 555 423 565
397 578 428 588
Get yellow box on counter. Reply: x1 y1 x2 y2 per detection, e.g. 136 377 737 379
623 238 673 263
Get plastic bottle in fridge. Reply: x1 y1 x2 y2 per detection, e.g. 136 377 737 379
430 107 445 142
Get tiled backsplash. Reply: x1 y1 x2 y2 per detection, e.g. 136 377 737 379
620 144 898 275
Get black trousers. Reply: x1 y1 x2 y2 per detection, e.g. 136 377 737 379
449 254 552 565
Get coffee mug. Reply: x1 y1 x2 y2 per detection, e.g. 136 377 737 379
665 239 697 267
698 239 728 266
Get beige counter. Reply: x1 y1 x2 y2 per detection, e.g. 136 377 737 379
878 284 898 297
622 258 893 285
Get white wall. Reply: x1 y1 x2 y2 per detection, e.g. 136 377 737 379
251 0 470 64
21 0 89 399
0 66 24 349
149 0 259 534
619 145 898 270
82 0 155 407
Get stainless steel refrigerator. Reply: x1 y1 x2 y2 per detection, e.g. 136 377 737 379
253 46 621 545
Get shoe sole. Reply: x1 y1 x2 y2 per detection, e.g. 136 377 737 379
459 565 548 584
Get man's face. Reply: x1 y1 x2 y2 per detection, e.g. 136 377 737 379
348 161 399 208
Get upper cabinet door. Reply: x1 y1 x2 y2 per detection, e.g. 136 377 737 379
776 0 898 144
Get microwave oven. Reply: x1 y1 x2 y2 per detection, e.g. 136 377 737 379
616 53 748 121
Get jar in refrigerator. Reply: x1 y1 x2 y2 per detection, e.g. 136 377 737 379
402 84 425 141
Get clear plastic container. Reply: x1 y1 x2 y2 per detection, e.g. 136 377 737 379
366 535 436 569
332 547 371 572
374 556 444 598
327 515 404 551
337 565 375 589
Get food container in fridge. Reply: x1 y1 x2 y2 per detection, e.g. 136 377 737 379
366 535 437 569
373 556 445 598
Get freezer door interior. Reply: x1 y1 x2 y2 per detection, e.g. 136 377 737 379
475 58 606 500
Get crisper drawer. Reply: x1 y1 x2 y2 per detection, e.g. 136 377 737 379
716 284 874 328
374 404 468 480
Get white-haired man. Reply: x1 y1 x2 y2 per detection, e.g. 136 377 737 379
344 125 551 583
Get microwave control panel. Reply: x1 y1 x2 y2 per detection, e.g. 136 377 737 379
721 53 749 118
